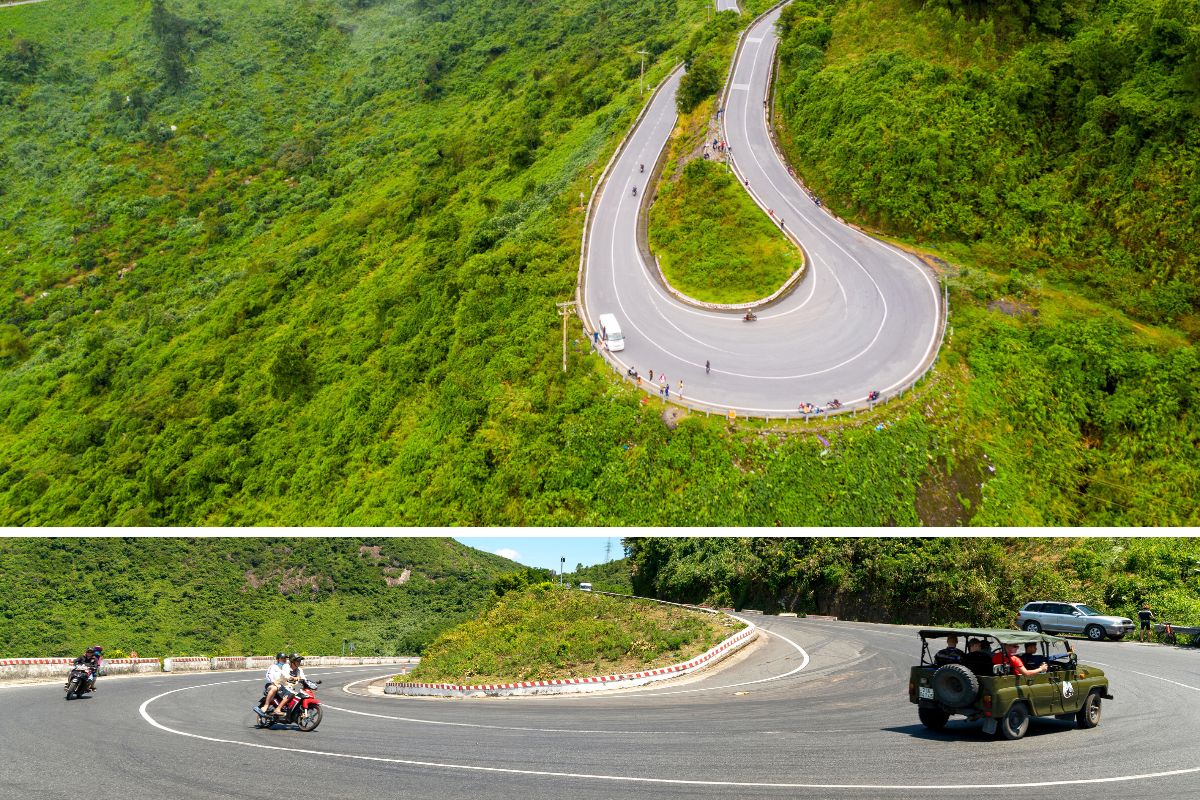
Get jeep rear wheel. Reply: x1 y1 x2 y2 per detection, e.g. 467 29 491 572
999 702 1030 740
932 663 979 707
1076 691 1102 729
1085 624 1105 641
1023 620 1042 633
918 707 950 731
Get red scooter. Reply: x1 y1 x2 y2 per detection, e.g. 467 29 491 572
253 679 323 731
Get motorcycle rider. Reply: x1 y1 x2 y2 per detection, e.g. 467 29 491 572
271 654 308 715
71 646 102 692
256 652 289 718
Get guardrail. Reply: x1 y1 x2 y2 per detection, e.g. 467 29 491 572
0 655 418 684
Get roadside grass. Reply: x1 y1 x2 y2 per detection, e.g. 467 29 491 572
648 104 800 304
404 584 746 683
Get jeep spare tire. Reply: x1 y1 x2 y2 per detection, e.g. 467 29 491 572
932 663 979 707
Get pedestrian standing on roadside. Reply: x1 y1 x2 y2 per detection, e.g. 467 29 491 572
649 368 654 382
1139 603 1155 642
678 379 683 399
705 359 710 375
592 330 599 348
665 381 670 399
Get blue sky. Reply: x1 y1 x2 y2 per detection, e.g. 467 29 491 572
453 536 622 573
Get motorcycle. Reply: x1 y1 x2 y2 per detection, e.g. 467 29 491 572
632 186 637 197
65 665 93 700
827 399 842 410
867 390 880 402
253 679 323 731
743 311 757 322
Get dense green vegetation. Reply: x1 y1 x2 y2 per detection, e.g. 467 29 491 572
565 556 633 594
649 102 801 303
406 582 743 683
0 537 521 656
626 537 1200 635
777 0 1200 330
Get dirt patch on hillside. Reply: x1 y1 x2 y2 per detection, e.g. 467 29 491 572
915 451 988 526
988 299 1038 317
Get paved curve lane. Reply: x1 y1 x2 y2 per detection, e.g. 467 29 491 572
5 620 1200 800
583 4 941 414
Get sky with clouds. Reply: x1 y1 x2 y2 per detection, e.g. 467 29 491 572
453 536 620 573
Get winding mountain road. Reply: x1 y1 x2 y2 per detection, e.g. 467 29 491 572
5 619 1199 799
582 3 942 415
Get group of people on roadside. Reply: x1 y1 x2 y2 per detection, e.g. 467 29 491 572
935 635 1060 677
255 652 309 719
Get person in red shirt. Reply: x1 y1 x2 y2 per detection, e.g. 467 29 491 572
992 642 1048 676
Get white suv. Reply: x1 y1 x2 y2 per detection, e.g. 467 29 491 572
1017 602 1134 641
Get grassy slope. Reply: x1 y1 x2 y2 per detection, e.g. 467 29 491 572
406 583 744 682
0 537 520 657
649 105 801 304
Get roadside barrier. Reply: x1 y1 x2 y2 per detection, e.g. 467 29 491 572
0 655 417 684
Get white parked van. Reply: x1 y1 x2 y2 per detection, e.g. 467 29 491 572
579 582 593 592
597 313 624 352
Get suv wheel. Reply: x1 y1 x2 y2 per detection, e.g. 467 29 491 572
932 664 980 707
1076 690 1102 729
1085 624 1105 641
918 707 950 731
1023 620 1042 633
999 702 1030 740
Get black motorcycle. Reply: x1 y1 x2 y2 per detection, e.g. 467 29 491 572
65 665 93 700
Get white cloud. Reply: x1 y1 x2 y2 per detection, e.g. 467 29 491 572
495 548 521 561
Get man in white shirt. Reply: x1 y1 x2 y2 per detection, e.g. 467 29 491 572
256 653 289 717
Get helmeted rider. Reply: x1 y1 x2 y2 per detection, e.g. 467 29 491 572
256 652 289 717
72 646 102 692
271 654 308 715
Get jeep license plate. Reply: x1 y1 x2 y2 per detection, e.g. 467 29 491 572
918 686 934 700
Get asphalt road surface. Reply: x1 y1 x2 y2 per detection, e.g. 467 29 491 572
582 4 941 414
5 618 1199 800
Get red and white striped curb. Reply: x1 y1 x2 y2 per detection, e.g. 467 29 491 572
386 620 757 696
0 658 159 665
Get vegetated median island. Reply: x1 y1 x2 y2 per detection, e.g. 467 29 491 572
403 583 746 685
648 12 800 305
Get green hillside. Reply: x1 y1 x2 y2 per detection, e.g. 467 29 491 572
777 0 1200 328
0 537 521 656
626 537 1200 632
407 582 743 683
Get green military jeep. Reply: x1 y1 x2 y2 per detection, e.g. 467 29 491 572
909 628 1113 740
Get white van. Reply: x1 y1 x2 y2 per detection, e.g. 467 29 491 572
579 582 593 592
597 313 624 352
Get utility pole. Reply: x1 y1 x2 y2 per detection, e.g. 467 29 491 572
637 50 649 95
556 300 576 372
560 557 565 586
605 538 612 562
